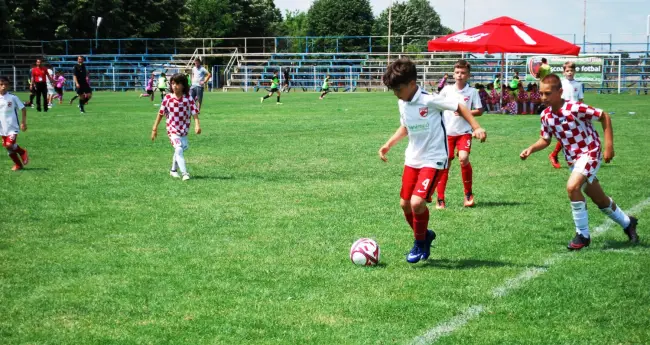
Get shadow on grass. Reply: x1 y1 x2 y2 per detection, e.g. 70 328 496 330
601 240 648 250
477 201 531 207
192 175 234 180
24 168 50 172
416 258 538 270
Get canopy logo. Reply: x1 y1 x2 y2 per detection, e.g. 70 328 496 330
447 32 489 43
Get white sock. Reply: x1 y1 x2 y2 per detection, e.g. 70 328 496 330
599 197 631 228
571 201 590 238
174 146 187 174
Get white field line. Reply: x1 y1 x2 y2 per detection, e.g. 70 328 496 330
409 197 650 345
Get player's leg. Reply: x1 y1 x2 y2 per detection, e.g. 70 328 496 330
276 90 282 104
434 135 455 208
3 136 24 170
408 167 440 262
585 179 639 243
458 136 474 207
549 141 562 168
78 90 86 113
262 90 272 102
566 156 595 250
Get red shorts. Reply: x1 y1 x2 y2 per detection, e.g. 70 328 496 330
1 134 17 148
400 166 443 201
447 134 472 159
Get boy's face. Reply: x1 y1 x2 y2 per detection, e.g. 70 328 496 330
392 80 418 102
540 82 563 108
454 67 470 84
563 67 575 80
0 80 8 94
171 81 183 94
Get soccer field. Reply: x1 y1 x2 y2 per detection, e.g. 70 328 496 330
1 91 649 344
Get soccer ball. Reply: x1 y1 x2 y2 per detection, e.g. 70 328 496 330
349 238 380 266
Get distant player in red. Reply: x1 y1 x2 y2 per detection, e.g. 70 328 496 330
520 74 638 250
30 59 54 112
151 73 201 181
378 57 486 263
0 76 29 171
435 59 484 209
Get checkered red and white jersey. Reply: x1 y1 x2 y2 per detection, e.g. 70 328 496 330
540 101 603 165
159 94 198 137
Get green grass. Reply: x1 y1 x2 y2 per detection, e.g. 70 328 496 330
1 91 649 344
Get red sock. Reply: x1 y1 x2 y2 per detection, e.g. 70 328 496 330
436 168 450 201
8 152 22 166
14 146 25 156
552 142 562 157
461 163 473 195
412 208 429 240
404 211 414 230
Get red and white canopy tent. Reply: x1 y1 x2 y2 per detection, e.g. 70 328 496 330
427 16 581 88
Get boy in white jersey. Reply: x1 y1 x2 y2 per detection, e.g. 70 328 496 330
152 74 201 181
378 58 487 263
0 76 29 171
520 74 638 250
549 61 584 169
434 59 484 209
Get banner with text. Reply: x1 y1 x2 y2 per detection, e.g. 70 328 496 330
526 56 604 83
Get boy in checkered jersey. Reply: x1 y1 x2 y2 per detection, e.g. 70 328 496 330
0 76 29 171
151 74 201 181
549 61 585 169
520 74 638 250
378 58 487 263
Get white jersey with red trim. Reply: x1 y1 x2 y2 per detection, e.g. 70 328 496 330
561 79 584 102
0 93 25 136
158 94 198 137
439 84 482 136
399 86 460 169
540 101 602 165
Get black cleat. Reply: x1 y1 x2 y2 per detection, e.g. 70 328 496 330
624 217 639 243
567 233 591 251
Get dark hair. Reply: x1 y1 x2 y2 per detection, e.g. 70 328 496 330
541 57 548 63
170 73 190 95
382 57 417 89
77 56 85 61
0 76 9 83
563 61 576 71
454 59 471 72
541 74 561 90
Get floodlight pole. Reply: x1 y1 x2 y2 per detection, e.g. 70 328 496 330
582 0 587 51
387 0 393 64
463 0 466 30
95 17 103 49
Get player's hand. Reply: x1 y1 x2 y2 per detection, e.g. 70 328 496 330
472 128 487 142
199 81 205 86
195 126 201 135
520 148 532 160
378 145 391 162
20 123 27 132
151 129 157 141
604 146 615 163
75 83 79 89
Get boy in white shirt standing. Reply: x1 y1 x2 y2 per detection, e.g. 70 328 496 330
0 76 29 171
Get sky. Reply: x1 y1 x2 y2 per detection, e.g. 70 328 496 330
274 0 650 51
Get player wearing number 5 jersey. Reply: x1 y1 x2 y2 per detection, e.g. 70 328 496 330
378 58 487 264
151 74 201 181
435 59 484 209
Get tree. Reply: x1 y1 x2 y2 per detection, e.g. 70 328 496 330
277 10 309 53
183 0 235 38
306 0 374 52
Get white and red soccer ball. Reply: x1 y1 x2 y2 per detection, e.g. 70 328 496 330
349 238 380 266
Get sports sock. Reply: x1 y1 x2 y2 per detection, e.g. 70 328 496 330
412 208 429 241
461 162 473 195
571 201 590 238
79 98 84 111
174 146 187 174
263 95 270 100
276 96 280 102
435 168 450 201
551 142 563 158
13 145 25 156
70 95 78 102
6 148 22 167
404 211 414 230
171 153 178 172
599 197 631 228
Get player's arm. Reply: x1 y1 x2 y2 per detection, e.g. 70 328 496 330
20 107 27 132
457 104 486 141
151 113 163 141
379 125 408 162
73 73 79 88
599 111 614 163
193 114 201 134
203 70 211 86
520 137 551 160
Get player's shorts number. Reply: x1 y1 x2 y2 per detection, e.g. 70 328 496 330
421 178 430 190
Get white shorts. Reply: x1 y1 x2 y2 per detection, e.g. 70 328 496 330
47 86 55 95
169 134 189 150
570 154 601 184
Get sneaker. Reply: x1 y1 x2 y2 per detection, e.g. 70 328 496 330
549 153 561 169
11 164 23 171
169 170 180 178
20 149 29 166
421 229 437 260
406 242 425 263
182 173 190 181
464 193 475 207
623 216 639 243
436 199 446 210
260 97 264 103
567 233 591 250
276 102 283 105
69 99 73 105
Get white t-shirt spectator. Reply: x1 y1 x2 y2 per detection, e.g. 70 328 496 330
192 66 209 87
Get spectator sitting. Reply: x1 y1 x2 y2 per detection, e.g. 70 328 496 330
502 93 518 115
517 82 529 114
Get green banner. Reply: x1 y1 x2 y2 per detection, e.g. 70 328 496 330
526 56 604 83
